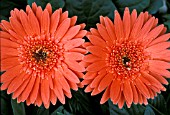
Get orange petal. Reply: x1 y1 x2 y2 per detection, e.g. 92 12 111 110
50 90 57 105
100 85 110 104
20 10 33 36
149 64 170 78
1 20 12 31
123 80 133 105
149 60 170 69
64 59 85 72
135 77 150 99
1 64 22 82
64 38 84 50
149 71 168 85
0 80 11 90
20 76 36 102
136 17 155 39
114 10 124 40
29 76 40 103
1 57 20 71
45 3 52 15
86 46 107 59
62 67 80 83
90 28 101 37
100 16 105 25
83 72 97 79
97 24 112 46
130 12 144 39
70 16 77 26
59 11 68 24
149 33 170 46
143 24 164 46
12 76 31 99
91 87 102 96
98 73 113 91
0 38 19 48
86 61 106 72
63 90 72 98
110 79 121 102
7 72 28 94
0 31 13 39
84 54 101 62
123 7 131 39
64 52 84 60
35 91 43 107
142 71 166 89
87 35 107 48
67 80 78 91
61 25 81 42
145 42 170 53
90 71 107 88
151 50 170 62
41 78 50 104
130 82 138 104
58 77 70 93
10 17 26 37
53 78 65 104
118 93 125 109
36 6 43 22
31 2 37 13
84 85 93 93
104 17 116 41
50 9 60 34
74 30 87 38
41 9 50 34
28 11 40 35
81 79 93 85
130 9 137 29
69 48 88 54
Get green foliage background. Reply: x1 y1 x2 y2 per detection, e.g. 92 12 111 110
0 0 170 115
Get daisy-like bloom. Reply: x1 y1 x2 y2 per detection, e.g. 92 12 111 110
0 3 87 108
82 7 170 108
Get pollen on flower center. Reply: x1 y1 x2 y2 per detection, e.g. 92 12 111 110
17 35 64 77
107 41 148 79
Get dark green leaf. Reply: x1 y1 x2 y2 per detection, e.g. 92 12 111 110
51 106 71 115
146 0 163 14
0 0 27 21
67 89 93 115
11 99 26 115
108 99 129 115
148 94 167 115
65 0 117 29
108 100 145 115
1 91 13 115
144 105 155 115
113 0 150 14
162 14 170 20
27 0 65 11
126 103 145 115
36 106 49 115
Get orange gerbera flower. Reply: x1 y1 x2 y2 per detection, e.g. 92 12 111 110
82 7 170 108
0 3 87 108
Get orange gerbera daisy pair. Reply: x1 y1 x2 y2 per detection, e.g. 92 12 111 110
1 3 170 109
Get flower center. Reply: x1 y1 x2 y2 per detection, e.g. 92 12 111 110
107 41 149 80
122 56 130 68
32 48 48 63
18 35 64 77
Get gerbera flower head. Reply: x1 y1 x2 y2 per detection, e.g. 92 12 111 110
0 2 87 108
82 7 170 108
